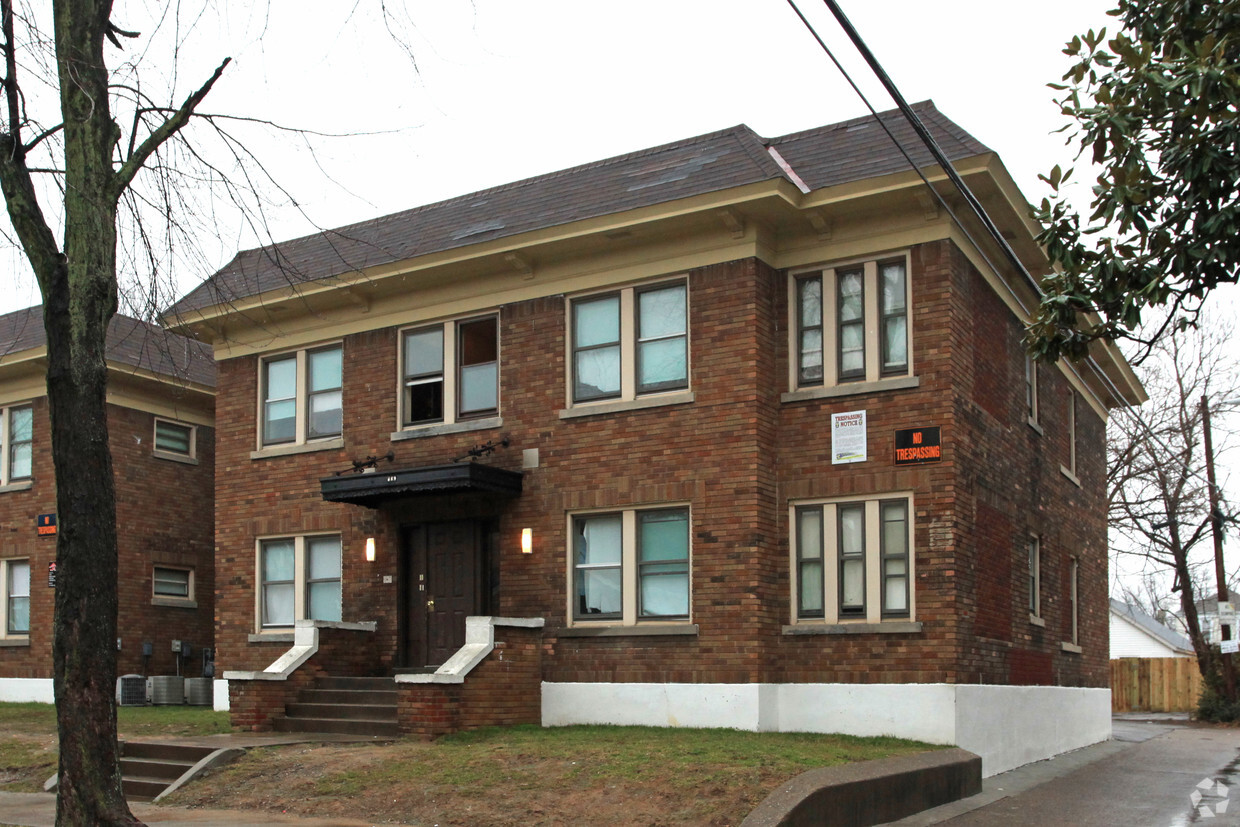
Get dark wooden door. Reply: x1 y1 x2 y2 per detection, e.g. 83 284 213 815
403 521 481 667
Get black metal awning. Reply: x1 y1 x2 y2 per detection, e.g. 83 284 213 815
320 462 523 509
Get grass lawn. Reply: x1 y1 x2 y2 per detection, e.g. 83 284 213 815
171 724 940 826
0 703 940 824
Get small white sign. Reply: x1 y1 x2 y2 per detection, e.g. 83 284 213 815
1221 639 1239 655
831 410 867 465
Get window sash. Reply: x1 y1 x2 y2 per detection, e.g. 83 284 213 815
879 499 909 617
836 269 865 381
261 540 296 628
262 356 297 446
457 318 499 418
305 537 342 622
8 406 33 481
637 508 689 618
795 507 825 618
573 514 623 620
837 503 866 616
572 295 622 403
154 420 193 456
635 284 688 394
1025 355 1038 422
1069 557 1079 645
796 278 824 386
153 567 191 598
403 327 446 425
878 261 907 375
7 560 30 635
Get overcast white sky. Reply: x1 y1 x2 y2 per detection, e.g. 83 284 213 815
0 0 1119 312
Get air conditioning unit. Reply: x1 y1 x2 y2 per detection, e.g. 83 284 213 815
184 677 212 706
116 674 147 706
148 675 185 705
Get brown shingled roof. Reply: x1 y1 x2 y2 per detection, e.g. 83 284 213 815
0 305 215 388
169 101 989 317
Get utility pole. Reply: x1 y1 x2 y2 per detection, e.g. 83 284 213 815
1202 395 1235 700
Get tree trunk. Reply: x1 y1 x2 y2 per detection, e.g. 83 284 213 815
48 0 136 823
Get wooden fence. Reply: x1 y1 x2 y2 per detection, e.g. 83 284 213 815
1110 657 1203 713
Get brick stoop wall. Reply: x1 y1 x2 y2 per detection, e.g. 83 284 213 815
228 624 381 731
397 624 543 739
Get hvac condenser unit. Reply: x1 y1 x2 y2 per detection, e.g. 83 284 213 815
115 674 147 706
147 675 185 705
184 677 212 706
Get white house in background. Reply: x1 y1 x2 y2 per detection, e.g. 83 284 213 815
1110 599 1194 659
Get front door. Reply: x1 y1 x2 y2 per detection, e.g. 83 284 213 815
402 521 483 667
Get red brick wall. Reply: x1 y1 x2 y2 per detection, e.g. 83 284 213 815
210 239 1112 695
0 398 215 680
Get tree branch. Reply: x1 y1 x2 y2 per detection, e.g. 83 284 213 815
110 56 230 201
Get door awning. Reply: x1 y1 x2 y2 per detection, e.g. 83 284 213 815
320 462 523 509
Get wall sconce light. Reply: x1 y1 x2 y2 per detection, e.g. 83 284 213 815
365 537 376 562
521 528 533 554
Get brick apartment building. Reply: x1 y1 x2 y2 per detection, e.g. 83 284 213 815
166 102 1144 776
0 308 216 701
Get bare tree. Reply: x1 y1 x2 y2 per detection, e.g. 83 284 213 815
1109 319 1239 691
0 2 232 823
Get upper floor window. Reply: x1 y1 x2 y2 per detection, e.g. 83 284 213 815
259 535 341 629
261 345 342 447
402 315 498 427
570 281 688 405
793 495 912 623
2 558 29 638
1 405 32 485
1025 355 1039 426
153 418 196 461
793 257 909 389
572 506 690 625
1066 392 1078 477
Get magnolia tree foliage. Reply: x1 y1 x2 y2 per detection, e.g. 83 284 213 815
1029 0 1240 363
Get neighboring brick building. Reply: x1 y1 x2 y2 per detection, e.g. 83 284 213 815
167 102 1144 775
0 307 216 701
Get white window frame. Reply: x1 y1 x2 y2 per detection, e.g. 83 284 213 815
2 558 31 640
1028 535 1043 624
567 505 691 627
255 535 342 632
789 255 912 393
790 493 915 625
1 403 34 488
153 417 197 462
566 278 690 410
257 343 343 450
152 565 195 606
1062 392 1079 481
398 314 500 431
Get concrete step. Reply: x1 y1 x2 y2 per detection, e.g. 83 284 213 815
121 742 215 764
122 776 168 802
120 756 191 781
287 702 397 721
298 688 398 706
272 716 398 737
315 676 395 691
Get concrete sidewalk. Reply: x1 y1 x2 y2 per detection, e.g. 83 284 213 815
0 792 394 827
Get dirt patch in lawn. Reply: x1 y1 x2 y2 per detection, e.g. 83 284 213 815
165 725 937 826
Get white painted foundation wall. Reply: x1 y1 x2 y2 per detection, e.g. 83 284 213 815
542 682 1111 777
0 678 54 703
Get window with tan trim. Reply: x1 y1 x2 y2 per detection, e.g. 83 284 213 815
2 558 30 639
792 256 910 390
1025 355 1040 427
792 494 913 624
1 404 33 486
1068 556 1079 646
153 418 196 460
400 315 499 428
570 506 690 626
259 345 342 448
1028 535 1042 622
257 535 341 630
152 565 195 607
568 280 688 406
